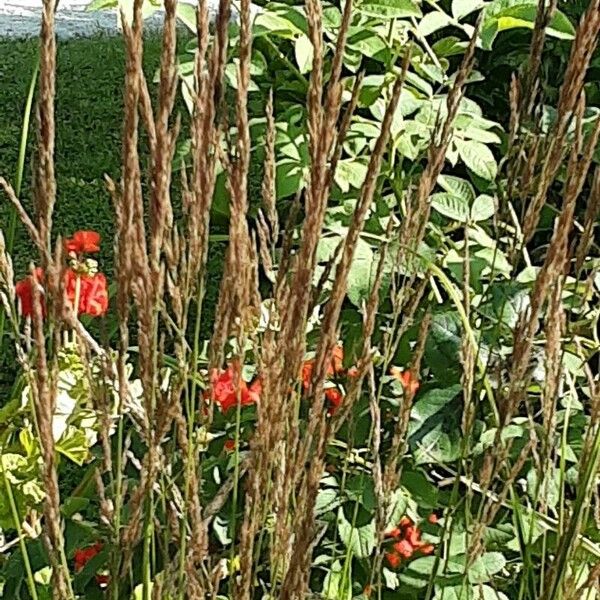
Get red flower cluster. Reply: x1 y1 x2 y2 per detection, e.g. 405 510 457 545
64 270 109 317
15 231 109 318
14 267 45 318
74 542 108 586
390 367 420 396
301 345 357 415
384 516 434 569
206 364 262 413
64 230 101 255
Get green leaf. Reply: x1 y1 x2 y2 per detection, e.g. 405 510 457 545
337 509 376 558
254 10 303 38
437 174 475 202
346 29 389 62
322 560 352 600
425 311 462 379
409 385 463 464
418 11 453 36
431 192 470 222
452 0 485 20
55 427 89 466
176 3 196 32
294 34 314 74
334 159 369 193
358 0 422 19
457 140 497 181
346 238 376 308
481 1 575 50
471 195 496 221
276 160 304 199
467 552 507 584
316 487 340 515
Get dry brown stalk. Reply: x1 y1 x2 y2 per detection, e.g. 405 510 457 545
521 0 600 243
401 19 479 258
520 0 558 118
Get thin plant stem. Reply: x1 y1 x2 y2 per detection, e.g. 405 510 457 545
0 449 39 600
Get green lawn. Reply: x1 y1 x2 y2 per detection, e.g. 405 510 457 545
0 35 227 390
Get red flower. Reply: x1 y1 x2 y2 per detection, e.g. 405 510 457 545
15 268 45 318
64 230 101 255
301 345 346 390
74 542 102 572
394 539 414 559
385 551 401 569
390 367 420 396
206 365 261 413
64 270 109 317
301 345 358 415
80 273 109 316
74 542 108 586
224 439 236 452
325 387 344 415
384 516 434 569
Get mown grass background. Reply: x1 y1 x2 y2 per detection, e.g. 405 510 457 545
0 35 233 394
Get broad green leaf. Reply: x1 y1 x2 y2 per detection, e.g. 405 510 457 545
433 36 469 58
471 195 496 221
322 560 352 600
431 192 470 222
467 552 506 584
337 509 376 558
473 247 511 277
346 29 389 62
55 427 89 466
276 160 304 199
254 11 303 38
418 11 453 36
481 1 575 50
358 0 422 19
383 567 400 590
452 0 485 20
434 585 509 600
316 487 340 515
294 34 314 74
409 385 463 464
425 311 462 379
457 140 497 181
347 238 376 307
438 175 475 202
176 3 196 32
334 159 369 193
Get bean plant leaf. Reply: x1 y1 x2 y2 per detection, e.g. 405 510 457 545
418 11 453 36
337 509 376 558
471 194 496 221
322 560 352 600
294 34 314 74
457 140 497 181
481 0 575 50
409 385 463 464
452 0 486 20
437 174 475 202
431 192 470 222
467 552 507 584
357 0 422 19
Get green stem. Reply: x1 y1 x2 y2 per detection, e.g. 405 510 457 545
0 451 39 600
0 60 39 354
